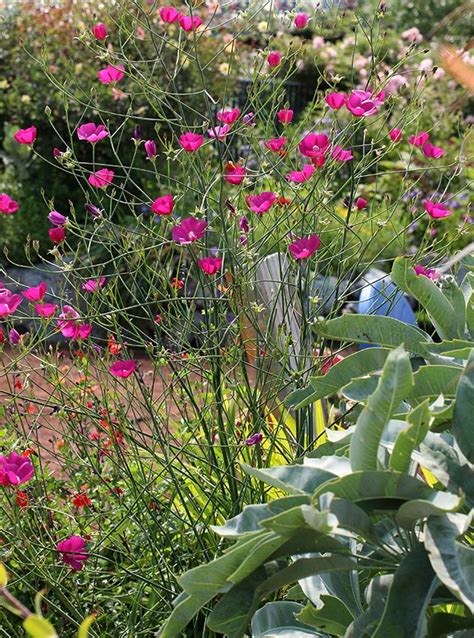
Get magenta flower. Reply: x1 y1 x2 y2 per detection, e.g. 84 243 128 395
56 535 89 571
93 22 108 40
414 265 439 279
172 217 207 244
23 282 46 302
389 128 402 142
242 112 255 126
245 432 263 446
9 328 21 346
57 306 91 340
97 65 125 84
151 194 174 215
49 227 66 243
289 234 321 259
332 146 353 162
299 133 330 161
326 92 346 110
224 163 246 185
208 124 231 140
35 303 57 318
198 257 223 275
13 126 37 145
264 137 287 152
345 89 384 117
89 169 114 188
0 194 19 214
286 164 315 183
110 359 136 378
144 140 157 160
160 6 181 23
48 210 67 226
422 142 445 159
0 286 22 317
239 216 249 233
277 108 294 124
77 122 109 144
355 197 367 210
424 200 453 219
217 108 240 124
409 131 430 147
0 452 34 486
294 12 309 28
268 51 281 67
179 132 204 152
246 191 277 215
178 15 202 31
82 277 106 293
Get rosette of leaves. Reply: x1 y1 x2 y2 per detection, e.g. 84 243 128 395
158 331 474 637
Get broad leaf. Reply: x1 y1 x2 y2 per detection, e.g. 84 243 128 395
297 595 354 635
453 350 474 463
390 400 431 473
396 491 463 529
344 575 393 637
427 612 474 637
424 513 474 612
350 346 413 471
421 340 473 359
23 616 58 638
241 464 336 495
251 602 315 638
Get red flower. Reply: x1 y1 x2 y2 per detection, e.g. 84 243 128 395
72 492 91 508
16 491 28 509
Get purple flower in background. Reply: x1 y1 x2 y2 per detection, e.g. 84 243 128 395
48 210 67 226
245 432 263 446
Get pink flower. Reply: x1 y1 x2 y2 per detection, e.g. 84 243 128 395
198 257 223 275
0 286 22 317
277 109 294 124
224 163 246 185
9 328 20 346
332 146 353 162
321 354 344 375
178 15 202 31
179 132 204 152
422 142 445 159
49 227 65 243
217 108 240 124
35 303 57 318
268 51 281 67
286 164 315 183
97 65 125 84
23 282 46 301
88 169 114 188
172 217 207 244
77 122 109 144
294 13 309 29
208 124 231 140
57 306 91 340
151 194 174 215
325 92 346 110
93 22 108 40
246 191 277 215
82 277 106 293
402 27 423 44
245 432 263 446
48 210 67 226
0 194 19 214
264 137 287 152
389 128 402 142
289 234 321 259
159 6 181 23
0 452 34 486
345 89 384 117
355 197 367 210
56 535 89 571
414 265 439 279
144 140 157 160
110 359 136 378
424 200 453 219
409 131 430 147
13 126 37 145
299 133 329 161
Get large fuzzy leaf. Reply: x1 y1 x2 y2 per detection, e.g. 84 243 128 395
372 545 438 638
297 596 354 635
251 602 316 638
241 464 337 494
453 350 474 463
391 257 458 339
424 513 474 612
390 400 431 473
350 346 413 471
344 575 393 637
421 340 473 359
286 349 392 409
396 491 463 529
313 314 430 355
